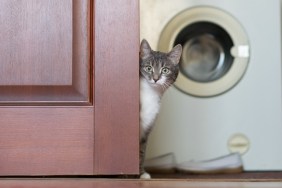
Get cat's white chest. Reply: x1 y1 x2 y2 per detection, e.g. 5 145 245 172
140 78 161 139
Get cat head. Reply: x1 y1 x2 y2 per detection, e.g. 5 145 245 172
140 39 182 89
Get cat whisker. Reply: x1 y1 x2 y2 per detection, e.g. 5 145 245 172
162 84 167 92
163 82 170 89
160 82 166 91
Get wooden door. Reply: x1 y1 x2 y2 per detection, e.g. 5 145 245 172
0 0 139 175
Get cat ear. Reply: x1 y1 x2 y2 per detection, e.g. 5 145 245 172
168 44 182 65
140 39 152 60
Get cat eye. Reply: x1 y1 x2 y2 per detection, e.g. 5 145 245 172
161 67 170 74
144 65 153 73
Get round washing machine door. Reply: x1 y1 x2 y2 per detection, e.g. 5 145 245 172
158 7 250 97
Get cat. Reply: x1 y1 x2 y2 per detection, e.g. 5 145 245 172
139 39 182 179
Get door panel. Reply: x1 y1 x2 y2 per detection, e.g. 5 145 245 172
0 107 94 175
0 0 139 175
0 0 94 175
0 0 90 104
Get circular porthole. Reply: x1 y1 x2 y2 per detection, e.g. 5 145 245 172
158 7 250 97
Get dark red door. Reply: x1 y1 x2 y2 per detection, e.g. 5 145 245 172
0 0 139 175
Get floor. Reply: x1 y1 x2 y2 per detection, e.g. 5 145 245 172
0 178 282 188
152 171 282 180
0 173 282 188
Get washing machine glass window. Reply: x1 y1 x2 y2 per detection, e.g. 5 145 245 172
158 7 250 97
175 22 234 83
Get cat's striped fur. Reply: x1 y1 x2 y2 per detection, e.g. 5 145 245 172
139 39 182 179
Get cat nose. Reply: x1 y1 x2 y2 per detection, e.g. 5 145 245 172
153 75 159 83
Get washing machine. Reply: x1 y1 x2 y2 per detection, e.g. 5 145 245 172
140 0 282 170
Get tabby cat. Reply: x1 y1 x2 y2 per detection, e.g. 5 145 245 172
139 39 182 179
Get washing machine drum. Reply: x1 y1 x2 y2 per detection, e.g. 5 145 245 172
158 7 250 97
